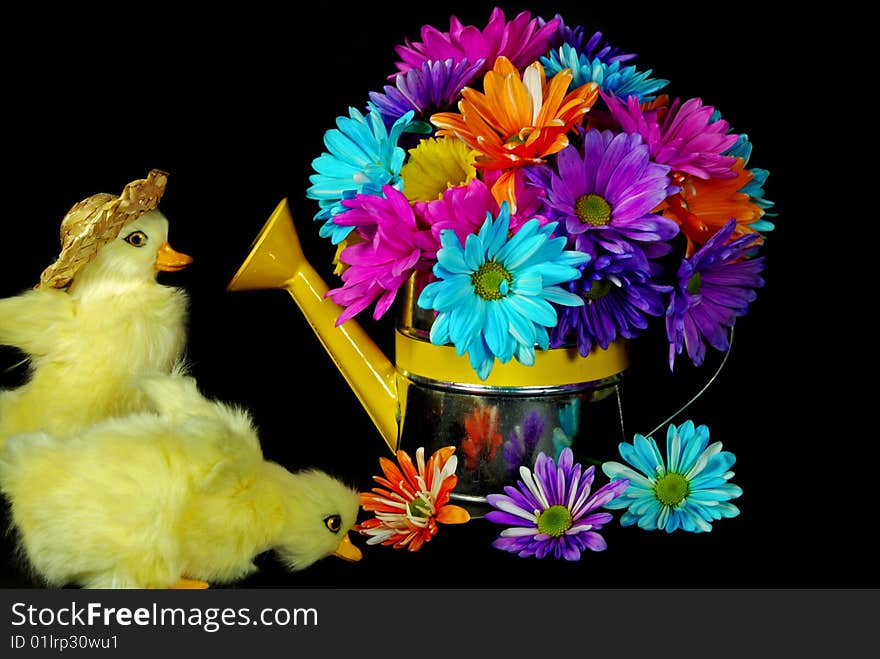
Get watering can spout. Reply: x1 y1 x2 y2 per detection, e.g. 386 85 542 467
227 199 400 452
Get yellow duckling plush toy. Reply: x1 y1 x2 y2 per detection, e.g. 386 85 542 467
0 170 192 446
0 369 362 589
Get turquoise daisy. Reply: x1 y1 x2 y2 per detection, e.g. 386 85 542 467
602 420 742 532
418 203 589 380
307 106 413 244
541 43 668 102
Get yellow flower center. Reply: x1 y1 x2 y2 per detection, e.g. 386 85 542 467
472 261 512 301
584 278 612 301
654 473 689 506
575 194 612 226
536 505 573 537
686 272 703 295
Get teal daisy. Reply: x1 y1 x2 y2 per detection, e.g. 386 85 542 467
602 420 742 532
725 134 776 235
417 203 588 380
541 43 667 102
307 106 413 244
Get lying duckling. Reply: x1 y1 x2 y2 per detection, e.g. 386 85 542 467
0 370 361 589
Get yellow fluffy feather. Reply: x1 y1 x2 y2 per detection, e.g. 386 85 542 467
0 211 188 446
0 371 361 589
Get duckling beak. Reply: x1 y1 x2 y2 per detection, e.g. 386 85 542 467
155 242 193 272
333 533 362 562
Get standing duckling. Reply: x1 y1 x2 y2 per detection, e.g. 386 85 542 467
0 170 192 446
0 370 362 589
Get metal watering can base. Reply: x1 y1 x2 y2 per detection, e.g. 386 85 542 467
397 372 624 518
227 199 628 519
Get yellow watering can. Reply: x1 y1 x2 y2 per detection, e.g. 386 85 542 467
228 199 629 512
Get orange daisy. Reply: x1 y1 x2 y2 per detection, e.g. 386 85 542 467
357 446 469 552
431 56 598 210
663 158 765 255
461 405 503 473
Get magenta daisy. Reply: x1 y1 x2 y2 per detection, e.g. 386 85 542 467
605 94 740 180
486 448 629 560
535 130 679 255
666 219 765 368
327 185 436 324
394 7 560 76
414 176 549 248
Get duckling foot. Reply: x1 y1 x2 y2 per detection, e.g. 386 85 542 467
169 577 210 589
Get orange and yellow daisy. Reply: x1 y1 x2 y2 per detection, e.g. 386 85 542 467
662 158 765 254
357 446 469 552
461 405 503 473
431 56 598 210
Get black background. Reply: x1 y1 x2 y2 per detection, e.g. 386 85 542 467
0 1 869 589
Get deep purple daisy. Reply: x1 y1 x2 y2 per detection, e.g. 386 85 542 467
502 410 546 471
369 58 484 127
541 14 636 64
534 129 679 255
666 219 765 368
553 246 672 356
486 448 629 560
606 94 739 180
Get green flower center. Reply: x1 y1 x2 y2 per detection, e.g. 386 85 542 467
575 194 612 226
584 278 612 301
407 496 432 519
654 473 689 506
686 272 703 295
536 505 573 538
472 261 512 301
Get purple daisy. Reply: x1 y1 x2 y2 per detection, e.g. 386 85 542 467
535 129 679 255
369 58 484 127
502 410 546 471
486 448 629 560
394 8 560 75
606 94 739 180
541 14 636 64
553 245 672 356
327 185 436 324
666 219 765 368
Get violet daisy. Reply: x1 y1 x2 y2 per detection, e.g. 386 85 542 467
541 15 636 64
605 94 739 180
666 219 765 368
553 245 672 356
370 58 484 128
502 410 546 471
534 130 679 255
486 448 629 560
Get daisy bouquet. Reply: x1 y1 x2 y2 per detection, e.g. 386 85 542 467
307 7 772 380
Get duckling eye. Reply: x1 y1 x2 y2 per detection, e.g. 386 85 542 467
324 515 342 534
124 231 148 248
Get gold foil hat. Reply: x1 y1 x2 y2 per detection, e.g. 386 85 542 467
38 169 169 289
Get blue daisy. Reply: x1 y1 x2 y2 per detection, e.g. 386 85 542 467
541 43 667 102
725 134 776 234
602 421 742 533
418 203 589 380
307 106 413 244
